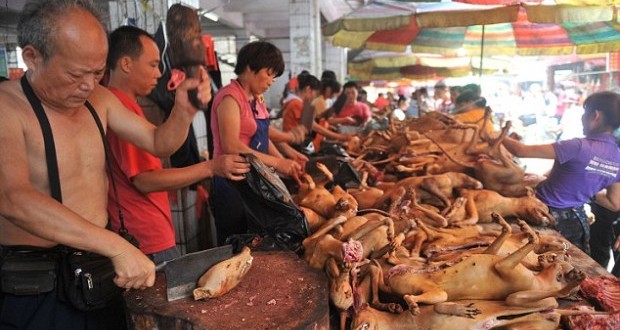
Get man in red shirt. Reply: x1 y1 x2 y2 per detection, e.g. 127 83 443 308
105 26 249 264
373 92 390 111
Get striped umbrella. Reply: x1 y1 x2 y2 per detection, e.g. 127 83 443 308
412 9 620 56
347 50 511 81
331 8 620 56
325 1 620 56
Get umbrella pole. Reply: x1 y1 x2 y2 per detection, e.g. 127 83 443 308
479 24 485 80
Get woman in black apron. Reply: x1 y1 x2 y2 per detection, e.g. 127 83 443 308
212 98 271 245
209 41 302 245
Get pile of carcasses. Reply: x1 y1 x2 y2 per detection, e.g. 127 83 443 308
294 111 618 330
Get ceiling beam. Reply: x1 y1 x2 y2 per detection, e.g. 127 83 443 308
222 1 281 12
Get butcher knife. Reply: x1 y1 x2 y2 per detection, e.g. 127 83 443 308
299 101 316 133
155 245 233 301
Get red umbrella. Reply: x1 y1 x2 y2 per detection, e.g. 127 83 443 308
328 6 620 56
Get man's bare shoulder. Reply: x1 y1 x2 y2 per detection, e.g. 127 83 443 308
87 83 118 109
0 79 30 119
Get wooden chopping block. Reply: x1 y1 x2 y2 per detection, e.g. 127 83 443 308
125 251 329 330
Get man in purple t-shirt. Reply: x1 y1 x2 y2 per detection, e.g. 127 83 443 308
502 91 620 254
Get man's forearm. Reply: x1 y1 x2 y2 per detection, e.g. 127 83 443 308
502 136 522 156
1 188 132 257
152 108 194 157
594 190 620 212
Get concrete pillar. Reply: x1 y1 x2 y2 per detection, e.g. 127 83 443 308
322 42 347 82
234 29 252 51
289 0 321 77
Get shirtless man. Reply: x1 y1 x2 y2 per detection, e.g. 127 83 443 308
0 0 211 328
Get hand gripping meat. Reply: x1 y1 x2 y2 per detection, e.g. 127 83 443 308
372 213 584 315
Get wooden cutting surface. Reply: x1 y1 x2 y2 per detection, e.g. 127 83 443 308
125 251 329 330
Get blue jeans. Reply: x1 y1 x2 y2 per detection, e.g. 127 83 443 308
549 206 590 255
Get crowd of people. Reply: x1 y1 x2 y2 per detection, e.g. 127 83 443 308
0 1 619 329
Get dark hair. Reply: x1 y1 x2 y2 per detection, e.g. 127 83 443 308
107 25 156 70
397 95 408 105
462 83 481 97
234 41 284 77
357 88 368 102
450 85 462 94
434 80 447 89
455 90 485 106
321 70 337 81
320 78 341 94
342 81 358 90
331 92 347 115
297 73 320 91
584 91 620 130
18 0 105 61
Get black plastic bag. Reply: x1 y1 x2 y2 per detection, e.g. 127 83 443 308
305 156 362 190
231 154 309 254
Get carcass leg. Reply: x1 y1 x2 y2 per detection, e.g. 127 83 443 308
434 302 481 318
493 220 538 278
403 286 448 315
481 213 512 255
360 261 403 314
408 188 448 228
419 178 452 211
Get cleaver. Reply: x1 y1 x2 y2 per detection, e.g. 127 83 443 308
299 101 316 133
155 245 233 301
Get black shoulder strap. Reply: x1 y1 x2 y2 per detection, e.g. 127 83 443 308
21 75 62 202
84 101 106 147
22 75 129 234
83 102 129 234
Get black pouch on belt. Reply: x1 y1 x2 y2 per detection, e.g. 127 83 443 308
56 248 121 311
0 246 59 295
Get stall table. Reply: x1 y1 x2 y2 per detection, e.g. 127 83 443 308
125 226 611 330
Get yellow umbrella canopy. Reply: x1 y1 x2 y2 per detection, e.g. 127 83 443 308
347 50 511 81
325 0 620 56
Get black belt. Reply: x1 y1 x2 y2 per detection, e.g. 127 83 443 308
0 245 60 258
548 205 590 250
